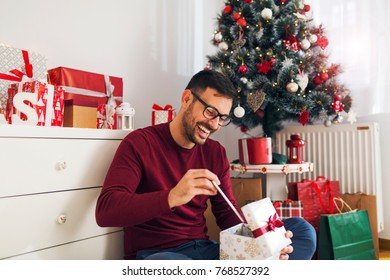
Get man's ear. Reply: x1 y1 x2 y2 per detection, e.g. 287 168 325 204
182 89 192 106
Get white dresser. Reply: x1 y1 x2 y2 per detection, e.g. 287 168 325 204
0 124 129 260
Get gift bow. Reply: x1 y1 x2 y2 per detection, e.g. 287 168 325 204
252 213 284 238
152 104 173 111
0 50 33 82
273 199 293 208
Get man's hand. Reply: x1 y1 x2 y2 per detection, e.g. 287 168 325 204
168 169 219 208
279 230 294 260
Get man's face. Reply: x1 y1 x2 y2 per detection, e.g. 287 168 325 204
182 88 232 146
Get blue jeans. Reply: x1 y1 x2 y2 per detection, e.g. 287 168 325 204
136 217 316 260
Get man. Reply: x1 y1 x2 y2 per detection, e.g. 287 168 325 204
95 69 316 260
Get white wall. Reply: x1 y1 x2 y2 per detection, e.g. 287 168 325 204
1 0 389 240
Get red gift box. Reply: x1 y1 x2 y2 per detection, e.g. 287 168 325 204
273 199 303 220
238 137 272 165
152 104 175 125
6 77 64 126
47 66 123 108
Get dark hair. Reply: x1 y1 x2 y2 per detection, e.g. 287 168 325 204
185 69 236 99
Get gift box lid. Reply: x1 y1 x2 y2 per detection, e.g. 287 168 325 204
65 99 98 108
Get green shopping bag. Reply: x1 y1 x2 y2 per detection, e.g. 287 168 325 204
317 198 375 260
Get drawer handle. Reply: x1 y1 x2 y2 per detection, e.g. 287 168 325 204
57 214 67 224
57 161 67 171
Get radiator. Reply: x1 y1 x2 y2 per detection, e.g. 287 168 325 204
274 122 384 232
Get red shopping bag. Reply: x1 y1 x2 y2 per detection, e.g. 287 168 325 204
287 176 340 231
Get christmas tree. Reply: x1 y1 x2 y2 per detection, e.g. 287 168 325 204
206 0 353 137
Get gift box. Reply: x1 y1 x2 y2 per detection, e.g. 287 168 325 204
152 104 175 125
47 66 123 109
6 77 64 126
273 199 303 219
238 137 272 165
220 197 291 260
0 44 47 114
97 103 116 129
63 99 97 128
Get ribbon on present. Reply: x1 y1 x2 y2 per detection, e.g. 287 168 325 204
273 199 293 208
0 50 33 82
152 104 173 111
252 213 284 238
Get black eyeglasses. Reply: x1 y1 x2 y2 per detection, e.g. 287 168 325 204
190 91 232 127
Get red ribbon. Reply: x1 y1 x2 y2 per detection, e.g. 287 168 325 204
252 213 284 238
309 176 334 214
273 199 293 208
0 50 33 82
152 104 173 110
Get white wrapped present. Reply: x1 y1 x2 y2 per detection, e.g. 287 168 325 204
220 197 291 260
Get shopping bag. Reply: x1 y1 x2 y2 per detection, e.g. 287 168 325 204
340 193 379 259
317 198 375 260
287 176 340 231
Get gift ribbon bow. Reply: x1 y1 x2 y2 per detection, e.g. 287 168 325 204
0 50 33 82
273 199 293 208
152 104 173 110
252 213 284 238
308 176 335 214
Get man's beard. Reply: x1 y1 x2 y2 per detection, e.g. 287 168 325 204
182 105 214 146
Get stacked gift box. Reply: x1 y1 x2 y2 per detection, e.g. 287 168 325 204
48 66 123 129
1 44 124 128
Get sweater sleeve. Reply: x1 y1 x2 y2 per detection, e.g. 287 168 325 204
95 132 173 227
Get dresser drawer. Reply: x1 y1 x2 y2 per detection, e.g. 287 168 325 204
0 137 120 197
5 231 124 260
0 187 121 259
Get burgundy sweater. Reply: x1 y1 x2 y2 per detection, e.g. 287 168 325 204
95 122 242 259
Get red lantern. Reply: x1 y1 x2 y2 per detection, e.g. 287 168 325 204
286 134 305 164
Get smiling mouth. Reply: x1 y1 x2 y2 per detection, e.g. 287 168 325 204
197 124 211 138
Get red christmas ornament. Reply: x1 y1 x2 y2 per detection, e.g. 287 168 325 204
239 65 248 74
283 35 300 52
298 109 310 126
256 60 272 75
240 125 248 132
320 72 329 81
313 75 323 85
244 0 253 3
332 95 344 112
237 18 247 27
316 35 329 50
223 5 232 14
304 4 311 12
233 13 241 21
281 0 286 3
255 109 264 118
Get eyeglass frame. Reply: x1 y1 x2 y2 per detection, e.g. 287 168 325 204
190 90 232 127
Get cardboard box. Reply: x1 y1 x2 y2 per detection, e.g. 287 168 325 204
220 198 291 260
63 99 97 128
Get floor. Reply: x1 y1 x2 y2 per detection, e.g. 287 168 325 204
379 250 390 260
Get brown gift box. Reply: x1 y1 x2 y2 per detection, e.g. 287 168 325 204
205 177 262 242
63 99 98 128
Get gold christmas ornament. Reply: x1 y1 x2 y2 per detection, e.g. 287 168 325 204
247 91 265 112
286 81 299 93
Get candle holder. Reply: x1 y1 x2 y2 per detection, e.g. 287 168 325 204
286 134 305 164
116 102 135 131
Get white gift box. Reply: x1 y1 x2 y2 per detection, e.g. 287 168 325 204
220 197 291 260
